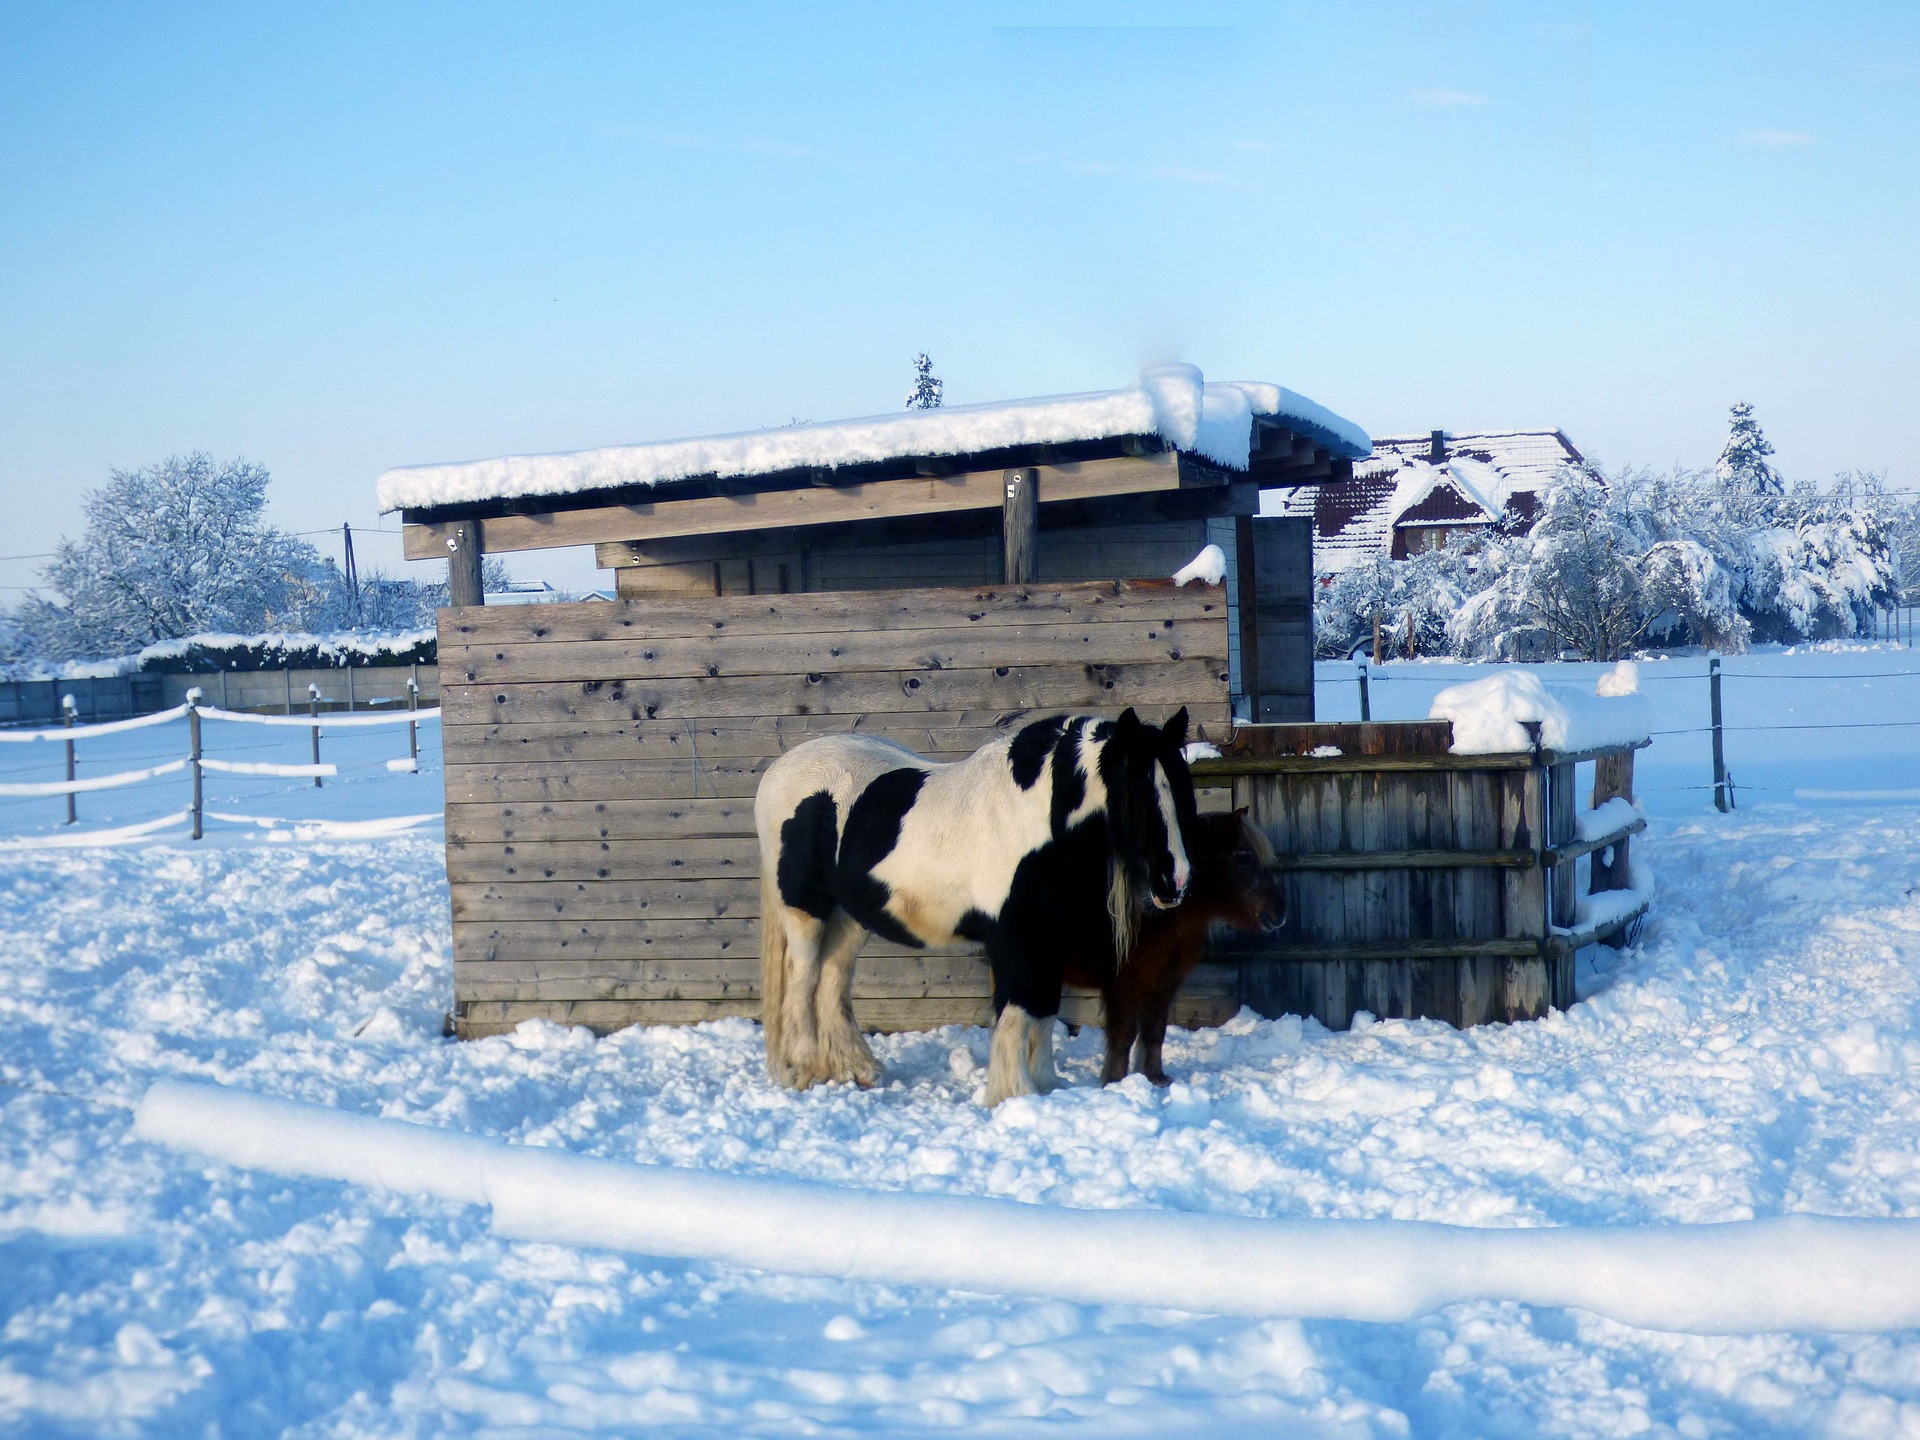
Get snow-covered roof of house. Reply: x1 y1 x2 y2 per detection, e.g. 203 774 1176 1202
376 364 1371 514
1264 429 1591 574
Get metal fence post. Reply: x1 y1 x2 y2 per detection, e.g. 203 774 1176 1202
62 694 77 825
407 676 420 766
187 687 203 841
309 683 324 787
1709 654 1731 813
1356 655 1371 722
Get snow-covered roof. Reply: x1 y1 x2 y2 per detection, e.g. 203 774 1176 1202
376 364 1371 514
1265 429 1591 574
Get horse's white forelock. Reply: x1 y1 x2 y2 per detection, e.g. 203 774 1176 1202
1108 860 1137 965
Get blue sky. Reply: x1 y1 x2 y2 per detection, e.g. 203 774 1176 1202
3 1 1915 594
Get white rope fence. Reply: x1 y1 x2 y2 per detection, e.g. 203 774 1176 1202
0 681 440 841
0 758 188 796
0 703 191 743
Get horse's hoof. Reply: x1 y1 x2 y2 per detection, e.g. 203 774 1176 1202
1147 1070 1173 1088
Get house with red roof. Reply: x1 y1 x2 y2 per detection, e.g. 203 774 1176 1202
1265 429 1593 576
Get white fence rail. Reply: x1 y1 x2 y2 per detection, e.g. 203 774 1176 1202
0 682 439 841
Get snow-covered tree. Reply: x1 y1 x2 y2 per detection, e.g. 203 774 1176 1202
1315 547 1477 658
27 453 321 659
904 353 944 410
1716 402 1782 499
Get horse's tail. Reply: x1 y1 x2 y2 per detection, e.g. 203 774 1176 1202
759 864 789 1077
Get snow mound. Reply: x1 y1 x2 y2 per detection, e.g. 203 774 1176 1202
1173 543 1226 587
132 1079 1920 1335
1430 670 1654 754
1596 660 1641 697
375 366 1371 512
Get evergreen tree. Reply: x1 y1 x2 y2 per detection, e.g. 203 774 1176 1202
904 353 944 410
1715 401 1782 497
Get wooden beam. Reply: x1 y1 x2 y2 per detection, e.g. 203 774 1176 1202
1002 468 1038 584
446 521 485 608
405 452 1194 560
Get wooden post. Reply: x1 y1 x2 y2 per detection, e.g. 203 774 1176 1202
447 520 486 609
1709 655 1730 813
284 667 294 716
1001 469 1038 585
1592 748 1636 948
1232 515 1260 722
187 688 203 841
309 683 324 788
407 675 420 765
345 666 355 712
61 694 77 825
1372 610 1384 665
1356 656 1371 722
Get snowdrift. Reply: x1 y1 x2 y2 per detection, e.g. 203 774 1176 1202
136 1079 1920 1335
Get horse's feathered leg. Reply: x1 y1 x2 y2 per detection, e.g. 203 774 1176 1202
759 869 792 1085
984 1003 1041 1107
1025 1013 1061 1094
812 909 880 1088
776 907 829 1089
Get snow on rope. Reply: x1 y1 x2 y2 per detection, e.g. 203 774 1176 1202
0 703 190 743
134 1079 1920 1336
195 705 441 728
0 758 188 797
198 758 338 779
0 808 193 851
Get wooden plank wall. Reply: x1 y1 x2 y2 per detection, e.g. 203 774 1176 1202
1219 723 1559 1029
440 579 1234 1038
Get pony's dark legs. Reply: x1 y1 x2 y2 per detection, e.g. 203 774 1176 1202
1100 978 1143 1085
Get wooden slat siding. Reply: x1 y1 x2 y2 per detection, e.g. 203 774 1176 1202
442 580 1234 1038
447 838 759 884
405 453 1192 559
440 705 1224 766
442 659 1231 728
1221 720 1576 1031
443 618 1226 686
443 579 1225 644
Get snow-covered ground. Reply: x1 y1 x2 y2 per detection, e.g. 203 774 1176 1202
5 650 1920 1436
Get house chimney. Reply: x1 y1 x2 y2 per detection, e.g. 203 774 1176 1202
1428 429 1446 464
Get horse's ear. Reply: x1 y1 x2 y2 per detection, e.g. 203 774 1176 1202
1234 805 1250 820
1162 706 1190 747
1115 707 1142 734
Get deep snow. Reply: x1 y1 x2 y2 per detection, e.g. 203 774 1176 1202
5 649 1920 1435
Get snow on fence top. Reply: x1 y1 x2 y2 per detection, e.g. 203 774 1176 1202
375 364 1372 513
1430 665 1654 755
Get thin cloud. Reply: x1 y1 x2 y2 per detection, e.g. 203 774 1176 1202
1412 89 1490 108
1743 129 1815 147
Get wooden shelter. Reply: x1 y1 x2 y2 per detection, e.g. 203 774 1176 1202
386 368 1644 1039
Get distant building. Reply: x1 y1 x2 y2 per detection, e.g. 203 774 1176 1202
1266 429 1593 575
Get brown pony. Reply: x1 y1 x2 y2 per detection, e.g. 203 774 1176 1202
1065 810 1286 1086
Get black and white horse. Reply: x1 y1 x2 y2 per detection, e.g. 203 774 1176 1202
755 708 1198 1106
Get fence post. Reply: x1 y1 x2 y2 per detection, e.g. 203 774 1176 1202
62 694 77 824
219 669 229 710
285 668 294 715
408 676 420 766
187 687 203 841
1356 655 1371 722
346 666 355 712
309 683 323 788
1371 610 1383 665
1709 654 1731 813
